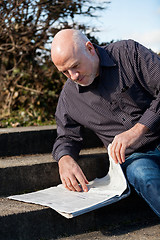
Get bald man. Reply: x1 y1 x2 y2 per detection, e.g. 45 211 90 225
51 29 160 217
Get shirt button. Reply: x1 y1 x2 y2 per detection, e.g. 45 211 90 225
122 117 125 121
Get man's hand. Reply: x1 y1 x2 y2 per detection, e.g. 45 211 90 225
58 155 89 192
110 123 149 164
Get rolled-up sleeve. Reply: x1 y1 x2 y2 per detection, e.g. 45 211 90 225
52 90 83 162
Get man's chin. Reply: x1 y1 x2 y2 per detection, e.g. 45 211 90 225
77 78 94 87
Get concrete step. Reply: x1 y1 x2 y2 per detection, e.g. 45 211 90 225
0 125 56 156
57 221 160 240
0 126 159 240
0 193 159 240
0 145 159 240
0 126 103 157
0 148 108 196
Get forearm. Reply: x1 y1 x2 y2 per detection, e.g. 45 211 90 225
130 123 149 136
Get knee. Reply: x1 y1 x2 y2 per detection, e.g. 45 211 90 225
146 179 160 200
126 162 145 192
126 160 160 198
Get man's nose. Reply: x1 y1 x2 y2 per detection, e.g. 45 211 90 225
68 70 79 81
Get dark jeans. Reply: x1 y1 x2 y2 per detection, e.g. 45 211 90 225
122 145 160 217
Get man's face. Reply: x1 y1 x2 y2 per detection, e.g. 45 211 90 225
54 43 99 86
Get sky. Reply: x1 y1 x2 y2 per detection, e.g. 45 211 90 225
86 0 160 53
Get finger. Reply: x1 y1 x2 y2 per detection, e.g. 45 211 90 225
110 142 118 164
76 173 88 192
80 170 89 191
81 171 89 184
80 180 88 192
120 144 126 163
60 176 67 188
70 177 82 192
115 143 122 164
62 178 71 191
65 177 77 192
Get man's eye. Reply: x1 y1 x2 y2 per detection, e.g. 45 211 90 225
74 64 78 69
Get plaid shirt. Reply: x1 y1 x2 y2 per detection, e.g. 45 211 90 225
53 40 160 161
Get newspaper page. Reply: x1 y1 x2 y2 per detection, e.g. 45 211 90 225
8 144 130 218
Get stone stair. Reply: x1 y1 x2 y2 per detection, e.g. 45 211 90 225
0 126 159 240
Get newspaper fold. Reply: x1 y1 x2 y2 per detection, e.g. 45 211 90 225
8 144 130 218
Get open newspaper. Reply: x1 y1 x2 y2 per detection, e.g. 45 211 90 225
8 144 130 218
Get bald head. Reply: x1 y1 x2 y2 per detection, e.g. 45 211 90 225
51 29 99 86
51 29 89 65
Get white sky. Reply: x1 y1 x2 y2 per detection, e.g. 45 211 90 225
84 0 160 53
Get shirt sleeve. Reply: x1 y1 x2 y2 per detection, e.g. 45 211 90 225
52 90 83 162
133 41 160 132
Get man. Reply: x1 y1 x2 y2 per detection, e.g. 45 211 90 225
51 29 160 217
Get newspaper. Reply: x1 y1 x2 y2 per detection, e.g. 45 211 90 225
8 144 130 218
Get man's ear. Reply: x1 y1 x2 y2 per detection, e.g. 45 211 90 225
86 41 95 55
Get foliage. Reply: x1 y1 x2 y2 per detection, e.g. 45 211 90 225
0 0 110 127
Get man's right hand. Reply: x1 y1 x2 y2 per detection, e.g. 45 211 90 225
58 155 89 192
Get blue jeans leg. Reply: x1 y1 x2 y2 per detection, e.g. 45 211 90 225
122 146 160 218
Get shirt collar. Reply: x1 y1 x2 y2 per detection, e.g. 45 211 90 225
76 44 116 92
94 44 116 67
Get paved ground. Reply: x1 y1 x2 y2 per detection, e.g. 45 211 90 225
57 222 160 240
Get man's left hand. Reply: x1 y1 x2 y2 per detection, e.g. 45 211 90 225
110 123 149 164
